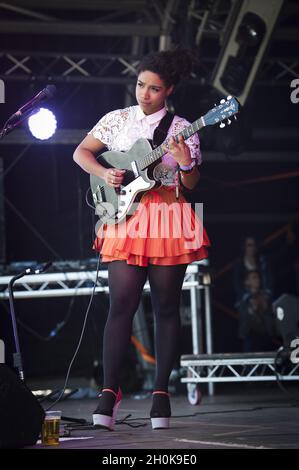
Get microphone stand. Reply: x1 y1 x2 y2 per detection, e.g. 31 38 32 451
0 109 39 140
8 262 52 382
8 271 27 382
7 262 87 425
0 84 56 140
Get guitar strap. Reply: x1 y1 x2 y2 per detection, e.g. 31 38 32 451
153 111 195 202
152 111 181 199
152 111 175 148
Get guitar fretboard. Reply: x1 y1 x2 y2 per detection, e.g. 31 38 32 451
139 117 204 171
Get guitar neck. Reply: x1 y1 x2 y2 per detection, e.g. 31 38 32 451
139 116 205 171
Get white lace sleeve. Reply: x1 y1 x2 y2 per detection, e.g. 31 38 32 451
171 117 202 165
88 108 130 148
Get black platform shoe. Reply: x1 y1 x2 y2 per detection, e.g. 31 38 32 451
92 388 122 431
150 391 171 429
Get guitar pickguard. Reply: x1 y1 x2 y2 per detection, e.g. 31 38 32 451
116 175 153 221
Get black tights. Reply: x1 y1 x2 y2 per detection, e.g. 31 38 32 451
102 260 188 392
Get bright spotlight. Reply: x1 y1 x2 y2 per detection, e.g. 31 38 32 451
28 107 57 140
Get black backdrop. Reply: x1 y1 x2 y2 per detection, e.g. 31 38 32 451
0 71 298 381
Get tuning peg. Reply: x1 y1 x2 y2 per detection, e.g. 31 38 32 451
234 115 237 120
220 99 225 104
227 95 232 100
220 122 226 128
227 119 231 125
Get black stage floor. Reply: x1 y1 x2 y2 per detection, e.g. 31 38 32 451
26 382 299 450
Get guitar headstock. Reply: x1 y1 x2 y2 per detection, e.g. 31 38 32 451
202 96 240 128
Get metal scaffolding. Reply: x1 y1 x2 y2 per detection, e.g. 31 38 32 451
0 262 204 299
1 0 298 87
180 352 299 383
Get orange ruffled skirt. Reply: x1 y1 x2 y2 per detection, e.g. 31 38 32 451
94 186 210 267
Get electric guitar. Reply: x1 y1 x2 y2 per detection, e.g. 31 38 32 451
90 96 240 226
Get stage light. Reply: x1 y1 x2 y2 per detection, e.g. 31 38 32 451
273 294 299 346
236 13 266 47
28 107 57 140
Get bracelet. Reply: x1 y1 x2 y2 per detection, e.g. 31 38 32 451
180 165 197 176
179 160 196 172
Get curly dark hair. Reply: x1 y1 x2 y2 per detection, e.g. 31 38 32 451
137 48 195 88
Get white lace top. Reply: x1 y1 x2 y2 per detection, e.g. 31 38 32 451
89 105 201 186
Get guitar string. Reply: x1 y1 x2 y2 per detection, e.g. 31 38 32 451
140 119 202 171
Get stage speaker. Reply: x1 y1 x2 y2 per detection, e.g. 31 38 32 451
0 364 45 448
210 0 284 105
273 294 299 346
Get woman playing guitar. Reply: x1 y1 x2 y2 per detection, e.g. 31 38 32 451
73 48 210 430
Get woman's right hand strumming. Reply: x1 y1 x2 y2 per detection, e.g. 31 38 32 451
73 135 125 187
104 168 126 188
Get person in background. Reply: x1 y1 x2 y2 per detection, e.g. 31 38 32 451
233 236 272 305
238 270 277 352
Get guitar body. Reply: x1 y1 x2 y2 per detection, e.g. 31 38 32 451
90 138 160 225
